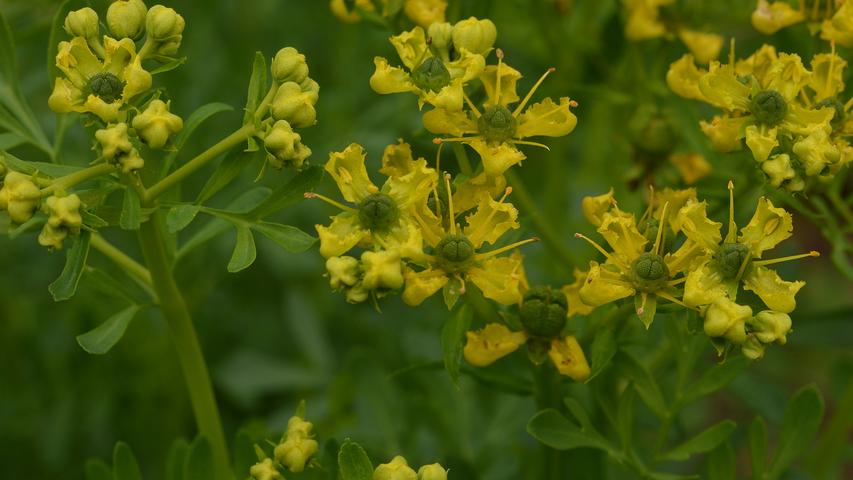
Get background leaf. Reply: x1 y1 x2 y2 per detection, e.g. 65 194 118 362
49 230 91 301
76 305 142 355
227 226 257 273
441 304 472 387
338 439 373 480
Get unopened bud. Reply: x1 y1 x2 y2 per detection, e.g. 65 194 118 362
64 8 99 38
107 0 148 40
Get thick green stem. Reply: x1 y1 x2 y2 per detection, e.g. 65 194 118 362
138 217 231 479
90 234 155 298
534 364 563 480
41 162 115 196
144 123 256 202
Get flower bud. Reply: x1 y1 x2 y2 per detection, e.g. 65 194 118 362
146 5 184 41
327 256 360 289
38 194 83 250
64 8 99 38
374 456 417 480
761 154 797 188
0 171 41 224
404 0 447 28
107 0 148 40
272 47 309 84
361 250 404 290
741 335 765 360
121 148 145 173
274 416 318 473
96 123 134 161
271 82 318 128
417 463 448 480
264 120 311 169
749 310 792 345
452 17 497 55
249 458 284 480
703 298 751 344
427 22 453 52
132 99 183 149
346 284 369 303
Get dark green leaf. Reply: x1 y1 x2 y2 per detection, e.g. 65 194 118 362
615 351 667 418
112 441 142 480
76 305 142 355
1 151 83 177
243 52 267 124
768 385 824 479
252 222 316 252
149 56 187 74
616 384 635 451
166 438 189 480
195 148 259 204
184 436 214 480
249 165 323 218
0 10 17 87
232 431 257 480
0 131 25 150
707 442 737 480
227 226 256 272
84 459 112 480
338 439 373 480
167 205 201 233
749 417 767 480
441 304 472 387
587 328 617 382
49 230 91 301
527 408 611 452
682 356 748 405
120 187 141 230
659 420 737 461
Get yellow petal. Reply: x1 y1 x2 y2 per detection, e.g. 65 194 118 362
751 0 806 34
453 172 506 213
624 0 668 40
420 79 464 111
653 187 697 232
742 266 803 313
666 54 707 101
382 156 437 208
763 53 809 100
369 57 416 94
736 44 778 81
402 267 448 305
698 66 751 111
403 0 447 28
744 124 778 163
702 297 751 344
480 63 521 107
581 189 615 227
462 193 518 248
700 115 747 153
515 97 578 139
383 220 427 261
792 128 840 176
578 261 634 307
780 103 834 136
48 78 84 113
463 323 526 366
82 94 121 122
678 29 723 64
379 140 418 177
683 258 728 307
561 269 596 317
316 213 367 258
467 138 526 177
324 143 375 203
389 26 429 70
820 0 853 47
548 336 590 381
468 254 526 305
669 153 712 184
738 197 792 257
673 200 722 251
422 108 476 136
446 47 486 82
808 53 847 100
597 212 647 263
360 250 404 290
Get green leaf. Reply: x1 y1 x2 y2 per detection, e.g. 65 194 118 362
184 435 214 480
768 385 824 479
0 10 17 88
84 459 112 480
749 416 767 480
659 420 737 461
527 408 611 452
232 431 257 480
442 276 464 310
682 356 748 405
338 439 373 480
243 52 267 125
616 384 635 451
120 187 141 230
635 294 657 329
252 222 316 252
49 230 91 301
227 226 256 272
166 438 189 480
249 165 323 218
1 151 84 177
0 131 25 150
112 441 142 480
167 205 201 233
441 304 472 387
587 328 617 382
149 56 187 74
76 305 142 355
195 148 259 204
615 351 667 418
707 442 737 480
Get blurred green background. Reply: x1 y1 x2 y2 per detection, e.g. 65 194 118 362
0 0 851 478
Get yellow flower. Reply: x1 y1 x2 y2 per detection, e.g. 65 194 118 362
702 297 750 344
666 54 708 102
403 0 447 28
548 336 590 381
562 268 596 317
463 323 528 366
249 459 283 480
426 52 578 176
132 99 183 149
417 463 448 480
370 25 486 111
274 415 318 473
451 17 497 55
401 174 535 307
670 153 712 184
310 142 436 259
622 0 673 41
581 189 616 227
49 36 151 122
821 0 853 46
106 0 147 40
751 0 806 35
0 171 41 224
677 29 724 64
374 456 418 480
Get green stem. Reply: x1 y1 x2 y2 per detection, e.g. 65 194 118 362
41 162 115 196
452 143 474 176
505 169 577 268
90 234 154 295
137 217 231 479
144 123 256 203
533 364 563 480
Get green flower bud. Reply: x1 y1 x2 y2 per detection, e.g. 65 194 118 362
703 298 750 344
436 233 475 264
89 72 125 104
145 4 184 54
417 463 448 480
411 57 451 93
750 90 787 126
263 120 311 169
427 22 453 52
95 123 133 161
478 105 517 143
270 82 318 128
374 456 417 480
132 99 183 149
520 286 568 338
358 193 399 232
749 310 792 345
272 47 309 84
107 0 148 40
713 242 750 279
38 194 83 250
630 252 670 291
249 458 284 480
0 171 41 224
452 17 497 55
64 7 99 38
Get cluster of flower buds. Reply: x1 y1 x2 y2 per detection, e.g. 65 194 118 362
569 184 818 359
330 0 447 28
249 412 319 480
50 2 185 123
668 44 851 191
0 170 41 224
38 194 84 250
373 456 448 480
261 47 318 169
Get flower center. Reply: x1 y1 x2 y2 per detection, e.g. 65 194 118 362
478 105 517 143
411 57 451 93
630 252 669 291
88 72 125 103
750 90 787 126
714 242 750 279
358 193 399 232
436 233 474 264
519 286 568 338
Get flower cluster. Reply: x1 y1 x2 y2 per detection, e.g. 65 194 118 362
668 44 851 191
312 142 536 308
330 0 447 28
569 184 817 359
622 0 725 63
374 456 448 480
249 413 319 480
751 0 853 45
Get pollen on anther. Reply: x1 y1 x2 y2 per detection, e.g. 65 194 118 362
569 100 579 107
433 138 443 144
496 48 504 59
304 192 317 199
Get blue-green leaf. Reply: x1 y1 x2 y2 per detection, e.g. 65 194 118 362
659 420 737 461
49 230 91 301
749 416 768 480
184 435 214 480
587 328 616 382
167 205 201 233
166 438 189 480
527 408 611 452
243 52 267 125
120 187 141 230
84 459 112 480
249 165 323 218
76 305 142 355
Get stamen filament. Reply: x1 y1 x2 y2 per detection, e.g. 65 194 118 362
304 192 357 213
753 251 820 266
463 92 482 117
656 291 698 311
637 292 648 316
476 237 538 260
513 140 550 149
512 67 555 116
433 136 478 144
653 202 669 255
495 49 504 106
725 180 737 243
469 187 512 243
574 233 613 260
667 277 687 286
433 143 444 220
444 172 457 235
